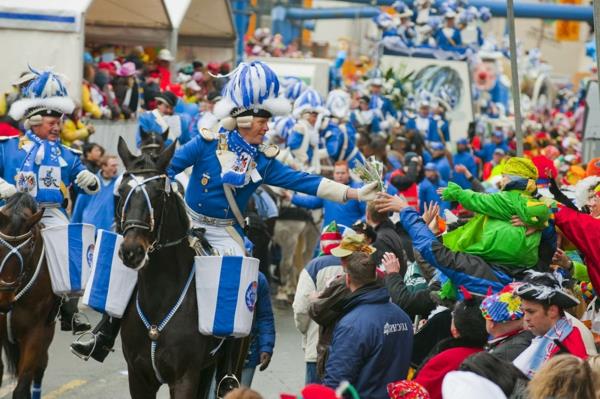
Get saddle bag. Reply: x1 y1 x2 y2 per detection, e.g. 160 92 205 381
195 256 259 338
41 223 96 296
83 230 138 318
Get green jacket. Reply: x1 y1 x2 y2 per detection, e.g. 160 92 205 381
442 182 550 268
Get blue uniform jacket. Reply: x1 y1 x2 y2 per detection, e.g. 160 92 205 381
405 117 438 142
321 121 365 168
291 181 366 227
370 95 397 119
287 126 315 163
436 27 463 50
419 177 451 214
71 173 117 231
167 134 325 224
350 111 382 135
476 141 509 163
0 135 87 205
244 272 276 368
434 117 450 143
452 151 478 189
323 285 413 399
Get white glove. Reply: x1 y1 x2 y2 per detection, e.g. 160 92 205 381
357 181 380 202
76 170 100 194
0 179 16 199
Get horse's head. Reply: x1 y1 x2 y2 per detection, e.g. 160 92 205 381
116 136 178 269
0 193 43 311
139 127 169 159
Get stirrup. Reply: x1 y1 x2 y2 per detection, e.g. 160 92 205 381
70 331 97 361
216 374 240 399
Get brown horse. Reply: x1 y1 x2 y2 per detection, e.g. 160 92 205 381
0 193 59 399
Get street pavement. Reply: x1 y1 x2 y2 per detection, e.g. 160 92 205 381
0 305 305 398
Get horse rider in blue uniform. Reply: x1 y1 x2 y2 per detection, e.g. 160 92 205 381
2 67 100 333
71 61 380 364
322 89 365 169
134 91 192 148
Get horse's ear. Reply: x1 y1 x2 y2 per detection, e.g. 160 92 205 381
156 141 176 172
25 210 43 230
117 136 135 169
161 128 169 144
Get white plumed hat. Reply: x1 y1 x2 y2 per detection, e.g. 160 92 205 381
9 66 75 121
214 61 291 121
326 89 351 119
292 88 326 118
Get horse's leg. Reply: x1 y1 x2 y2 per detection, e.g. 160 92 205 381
127 365 160 399
169 370 202 399
196 366 216 399
273 220 306 302
13 324 53 399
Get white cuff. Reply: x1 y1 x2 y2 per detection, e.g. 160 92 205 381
316 179 348 203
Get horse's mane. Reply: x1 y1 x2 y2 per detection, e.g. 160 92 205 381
2 192 38 226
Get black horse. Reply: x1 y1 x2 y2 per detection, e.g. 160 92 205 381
115 137 244 398
139 128 169 159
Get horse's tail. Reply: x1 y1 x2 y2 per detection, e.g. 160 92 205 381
2 336 20 376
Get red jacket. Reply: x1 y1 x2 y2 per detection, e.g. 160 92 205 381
554 206 600 291
551 326 588 359
414 346 482 399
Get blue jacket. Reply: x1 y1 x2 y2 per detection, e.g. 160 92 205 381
419 177 451 214
0 135 87 207
476 141 509 163
452 151 478 189
167 133 326 226
245 272 276 368
71 173 117 231
321 121 365 168
323 285 413 399
370 95 397 119
436 27 463 50
406 116 438 142
292 181 366 227
432 156 452 182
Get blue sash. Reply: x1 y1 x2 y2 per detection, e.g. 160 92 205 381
16 131 64 205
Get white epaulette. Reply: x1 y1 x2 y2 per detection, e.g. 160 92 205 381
259 144 280 158
0 135 17 141
200 128 218 141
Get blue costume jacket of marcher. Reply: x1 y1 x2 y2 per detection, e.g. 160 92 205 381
71 173 118 231
166 131 328 235
292 181 366 227
323 285 413 399
406 116 438 142
370 94 397 119
0 134 87 207
244 272 276 368
321 120 365 168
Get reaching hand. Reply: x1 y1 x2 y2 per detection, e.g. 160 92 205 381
511 215 538 236
374 192 409 213
422 201 440 226
454 164 467 174
382 252 401 274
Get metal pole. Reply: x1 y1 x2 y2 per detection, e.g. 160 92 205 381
593 0 600 91
507 0 523 156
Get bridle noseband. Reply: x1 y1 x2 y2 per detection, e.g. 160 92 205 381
0 230 35 289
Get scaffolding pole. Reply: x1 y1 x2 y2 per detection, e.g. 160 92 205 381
507 0 523 156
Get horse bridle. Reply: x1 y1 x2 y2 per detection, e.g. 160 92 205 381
118 170 186 252
0 230 35 289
